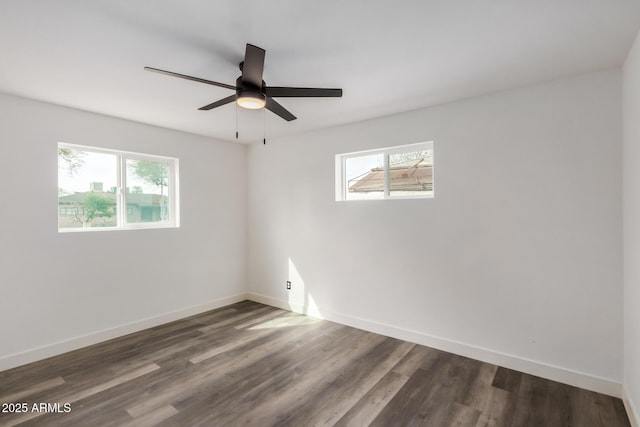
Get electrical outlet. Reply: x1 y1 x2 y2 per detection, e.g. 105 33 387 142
286 281 291 290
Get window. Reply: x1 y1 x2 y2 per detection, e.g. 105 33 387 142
335 141 433 201
58 143 179 231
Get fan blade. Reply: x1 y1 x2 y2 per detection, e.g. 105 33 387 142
265 87 342 98
145 67 236 91
266 97 296 121
198 95 236 111
241 44 265 88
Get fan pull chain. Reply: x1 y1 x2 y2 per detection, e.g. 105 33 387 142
235 102 239 139
263 108 266 145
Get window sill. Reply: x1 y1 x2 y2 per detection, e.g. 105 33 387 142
58 223 179 233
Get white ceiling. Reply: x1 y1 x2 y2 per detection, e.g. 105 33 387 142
1 1 639 143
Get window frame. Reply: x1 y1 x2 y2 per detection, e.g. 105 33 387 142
58 143 180 232
335 141 434 201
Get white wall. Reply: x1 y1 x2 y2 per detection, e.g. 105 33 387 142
0 93 247 369
247 70 623 395
623 31 640 426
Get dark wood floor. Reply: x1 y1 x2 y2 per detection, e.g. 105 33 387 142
0 301 630 427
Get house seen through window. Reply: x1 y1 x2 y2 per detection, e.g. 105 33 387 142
58 144 179 231
336 141 433 201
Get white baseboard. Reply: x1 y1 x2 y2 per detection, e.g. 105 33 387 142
623 385 640 427
247 292 622 398
0 293 248 372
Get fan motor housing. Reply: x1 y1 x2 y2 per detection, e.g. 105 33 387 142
235 77 265 109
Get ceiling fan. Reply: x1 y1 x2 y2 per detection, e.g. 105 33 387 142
145 43 343 122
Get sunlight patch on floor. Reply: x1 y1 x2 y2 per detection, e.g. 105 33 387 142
248 314 321 330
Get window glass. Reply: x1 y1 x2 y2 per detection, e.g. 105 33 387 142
126 159 170 224
57 144 178 231
345 154 384 200
389 149 433 197
58 149 117 229
336 142 433 201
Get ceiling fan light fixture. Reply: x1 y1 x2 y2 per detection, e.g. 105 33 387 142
145 43 341 121
236 90 266 109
